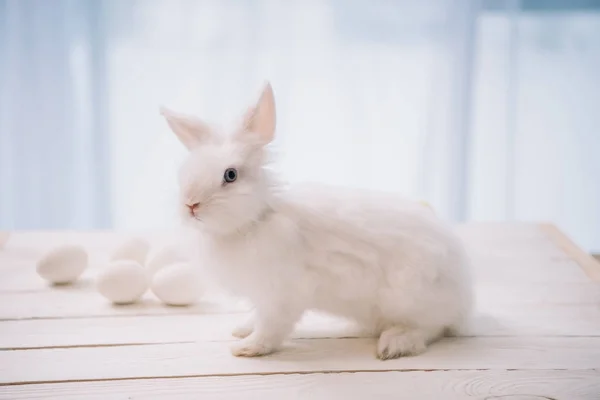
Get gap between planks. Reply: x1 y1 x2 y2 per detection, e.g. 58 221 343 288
1 370 599 400
1 337 600 384
1 367 597 387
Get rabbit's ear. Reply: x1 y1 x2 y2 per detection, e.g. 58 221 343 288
241 82 276 144
160 107 211 150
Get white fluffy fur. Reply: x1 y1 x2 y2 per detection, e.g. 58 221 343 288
162 83 473 359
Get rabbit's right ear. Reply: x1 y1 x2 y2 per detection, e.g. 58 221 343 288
240 82 276 145
160 107 211 150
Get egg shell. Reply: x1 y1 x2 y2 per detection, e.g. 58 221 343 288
146 245 187 277
96 260 148 305
36 244 88 284
151 262 202 306
110 237 150 265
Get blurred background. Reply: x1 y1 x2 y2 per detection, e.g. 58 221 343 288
0 0 599 253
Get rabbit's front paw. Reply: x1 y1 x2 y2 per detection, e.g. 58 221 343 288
230 336 275 357
377 326 427 360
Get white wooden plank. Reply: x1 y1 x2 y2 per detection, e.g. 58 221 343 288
1 337 600 384
1 231 175 256
457 223 600 283
1 279 598 320
0 288 247 320
472 260 591 284
0 312 360 349
474 282 600 307
465 304 600 337
1 370 599 400
2 304 600 350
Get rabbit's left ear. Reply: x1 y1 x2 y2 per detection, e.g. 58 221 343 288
160 107 211 150
241 82 276 144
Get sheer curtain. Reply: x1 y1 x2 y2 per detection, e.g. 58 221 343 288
1 0 599 252
469 1 600 252
0 0 111 229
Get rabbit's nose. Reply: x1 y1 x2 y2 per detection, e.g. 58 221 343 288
186 202 200 215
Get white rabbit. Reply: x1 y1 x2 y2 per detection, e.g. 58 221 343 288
160 83 472 359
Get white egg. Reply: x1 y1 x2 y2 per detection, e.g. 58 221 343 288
110 237 150 265
146 245 187 277
96 260 148 304
151 262 202 306
36 244 88 284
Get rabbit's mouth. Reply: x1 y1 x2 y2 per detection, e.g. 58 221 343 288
180 205 203 225
185 202 201 217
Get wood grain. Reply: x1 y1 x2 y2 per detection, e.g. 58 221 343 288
1 337 600 384
1 370 599 400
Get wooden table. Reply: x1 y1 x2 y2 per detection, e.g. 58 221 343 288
0 224 599 399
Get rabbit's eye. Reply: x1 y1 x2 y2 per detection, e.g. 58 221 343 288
223 168 237 184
